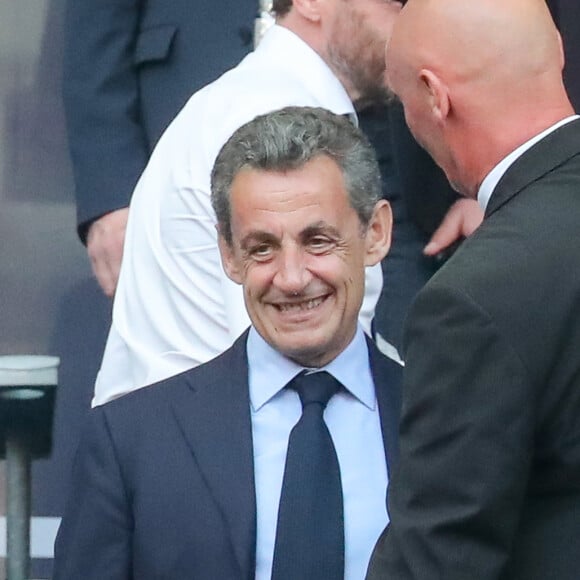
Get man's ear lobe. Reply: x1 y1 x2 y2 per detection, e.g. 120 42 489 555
292 0 323 22
419 68 450 121
364 200 392 267
217 231 243 285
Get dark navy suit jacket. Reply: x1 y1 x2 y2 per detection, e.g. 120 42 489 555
53 331 402 579
63 0 256 240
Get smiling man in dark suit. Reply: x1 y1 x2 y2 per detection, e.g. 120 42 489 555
367 0 580 579
53 107 402 579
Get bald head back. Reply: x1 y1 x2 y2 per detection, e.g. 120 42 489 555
389 0 563 88
386 0 574 195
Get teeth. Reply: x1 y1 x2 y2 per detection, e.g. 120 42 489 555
278 297 324 312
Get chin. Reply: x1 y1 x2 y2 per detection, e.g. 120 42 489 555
281 339 334 368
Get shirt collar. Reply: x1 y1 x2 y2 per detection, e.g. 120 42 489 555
247 325 375 412
257 24 356 122
477 115 580 211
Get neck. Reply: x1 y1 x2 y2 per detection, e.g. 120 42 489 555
455 98 575 196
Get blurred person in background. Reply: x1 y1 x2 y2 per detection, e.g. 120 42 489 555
63 0 257 297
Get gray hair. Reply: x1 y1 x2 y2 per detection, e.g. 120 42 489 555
211 106 382 246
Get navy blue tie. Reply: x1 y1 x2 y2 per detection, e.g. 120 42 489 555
271 371 344 580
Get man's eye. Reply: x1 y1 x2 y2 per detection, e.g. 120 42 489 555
308 237 333 253
249 245 273 260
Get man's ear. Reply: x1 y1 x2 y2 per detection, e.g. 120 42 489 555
364 200 392 267
292 0 323 22
419 68 450 121
217 228 243 285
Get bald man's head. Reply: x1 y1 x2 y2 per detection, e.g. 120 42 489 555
385 0 573 196
388 0 562 86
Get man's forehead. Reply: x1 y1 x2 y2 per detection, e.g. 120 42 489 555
226 156 357 247
232 155 342 180
230 158 347 202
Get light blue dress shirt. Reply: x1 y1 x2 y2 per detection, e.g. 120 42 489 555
248 326 389 580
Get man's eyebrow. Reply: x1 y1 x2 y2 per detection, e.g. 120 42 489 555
300 222 340 239
238 222 341 249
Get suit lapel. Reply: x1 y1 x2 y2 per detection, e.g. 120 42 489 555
486 117 580 218
170 332 256 580
367 336 403 473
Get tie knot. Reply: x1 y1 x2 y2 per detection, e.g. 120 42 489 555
289 371 341 410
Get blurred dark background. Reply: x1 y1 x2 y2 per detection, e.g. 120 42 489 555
0 2 110 577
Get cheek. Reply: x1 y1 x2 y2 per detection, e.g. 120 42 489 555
241 261 274 293
310 252 359 287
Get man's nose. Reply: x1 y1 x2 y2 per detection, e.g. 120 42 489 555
273 246 310 294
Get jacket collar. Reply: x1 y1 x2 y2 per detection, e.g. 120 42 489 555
485 117 580 218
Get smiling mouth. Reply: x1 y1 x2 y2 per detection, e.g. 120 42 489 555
275 296 327 313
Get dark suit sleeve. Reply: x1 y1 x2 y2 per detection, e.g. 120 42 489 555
368 283 534 579
63 0 150 242
53 408 133 579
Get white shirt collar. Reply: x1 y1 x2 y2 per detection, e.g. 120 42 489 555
247 325 375 412
477 115 580 211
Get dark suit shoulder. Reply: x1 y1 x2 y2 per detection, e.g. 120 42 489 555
406 139 580 411
99 331 249 423
422 130 580 322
